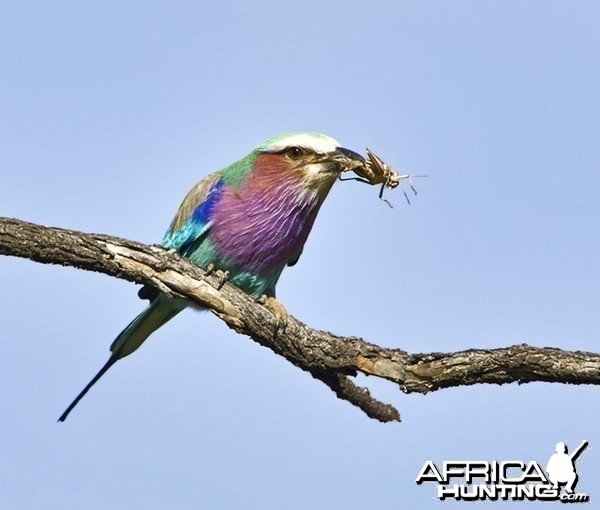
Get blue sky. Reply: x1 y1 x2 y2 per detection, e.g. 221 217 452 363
1 1 598 508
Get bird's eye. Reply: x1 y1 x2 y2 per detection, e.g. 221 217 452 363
286 147 304 160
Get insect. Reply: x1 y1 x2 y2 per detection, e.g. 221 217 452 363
339 148 426 207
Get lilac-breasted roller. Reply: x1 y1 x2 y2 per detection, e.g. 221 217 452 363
58 132 366 421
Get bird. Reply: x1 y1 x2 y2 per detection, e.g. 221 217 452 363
58 132 366 421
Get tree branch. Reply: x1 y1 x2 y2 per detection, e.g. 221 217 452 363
1 217 599 423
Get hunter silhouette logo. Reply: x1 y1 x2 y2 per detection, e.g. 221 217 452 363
546 440 588 495
416 440 589 503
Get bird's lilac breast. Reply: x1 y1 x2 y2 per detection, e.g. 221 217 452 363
207 178 323 274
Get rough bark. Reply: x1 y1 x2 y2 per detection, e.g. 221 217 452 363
1 217 599 422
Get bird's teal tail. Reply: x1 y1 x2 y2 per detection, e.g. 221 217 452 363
109 294 185 357
58 294 185 422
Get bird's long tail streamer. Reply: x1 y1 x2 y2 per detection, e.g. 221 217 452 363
58 295 185 422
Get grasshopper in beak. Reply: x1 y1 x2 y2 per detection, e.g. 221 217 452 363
339 147 426 207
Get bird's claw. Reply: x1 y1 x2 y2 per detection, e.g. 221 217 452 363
257 295 288 336
205 264 229 290
215 269 229 290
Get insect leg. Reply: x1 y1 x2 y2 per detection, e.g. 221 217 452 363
338 174 372 184
379 183 394 208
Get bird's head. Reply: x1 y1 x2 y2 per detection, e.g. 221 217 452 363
252 132 366 195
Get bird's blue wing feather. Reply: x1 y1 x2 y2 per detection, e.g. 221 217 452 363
163 173 224 254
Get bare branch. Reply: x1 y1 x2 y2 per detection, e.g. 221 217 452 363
1 217 599 422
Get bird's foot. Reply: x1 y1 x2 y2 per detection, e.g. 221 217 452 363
215 269 230 290
257 295 288 336
205 264 229 290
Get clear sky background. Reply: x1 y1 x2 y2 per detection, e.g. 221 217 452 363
1 1 598 508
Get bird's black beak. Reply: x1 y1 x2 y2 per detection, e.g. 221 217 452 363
324 147 366 173
337 147 366 165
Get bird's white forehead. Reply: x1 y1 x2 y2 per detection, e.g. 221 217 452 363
260 132 340 154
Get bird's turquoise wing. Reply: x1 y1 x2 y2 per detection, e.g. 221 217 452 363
163 171 224 254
